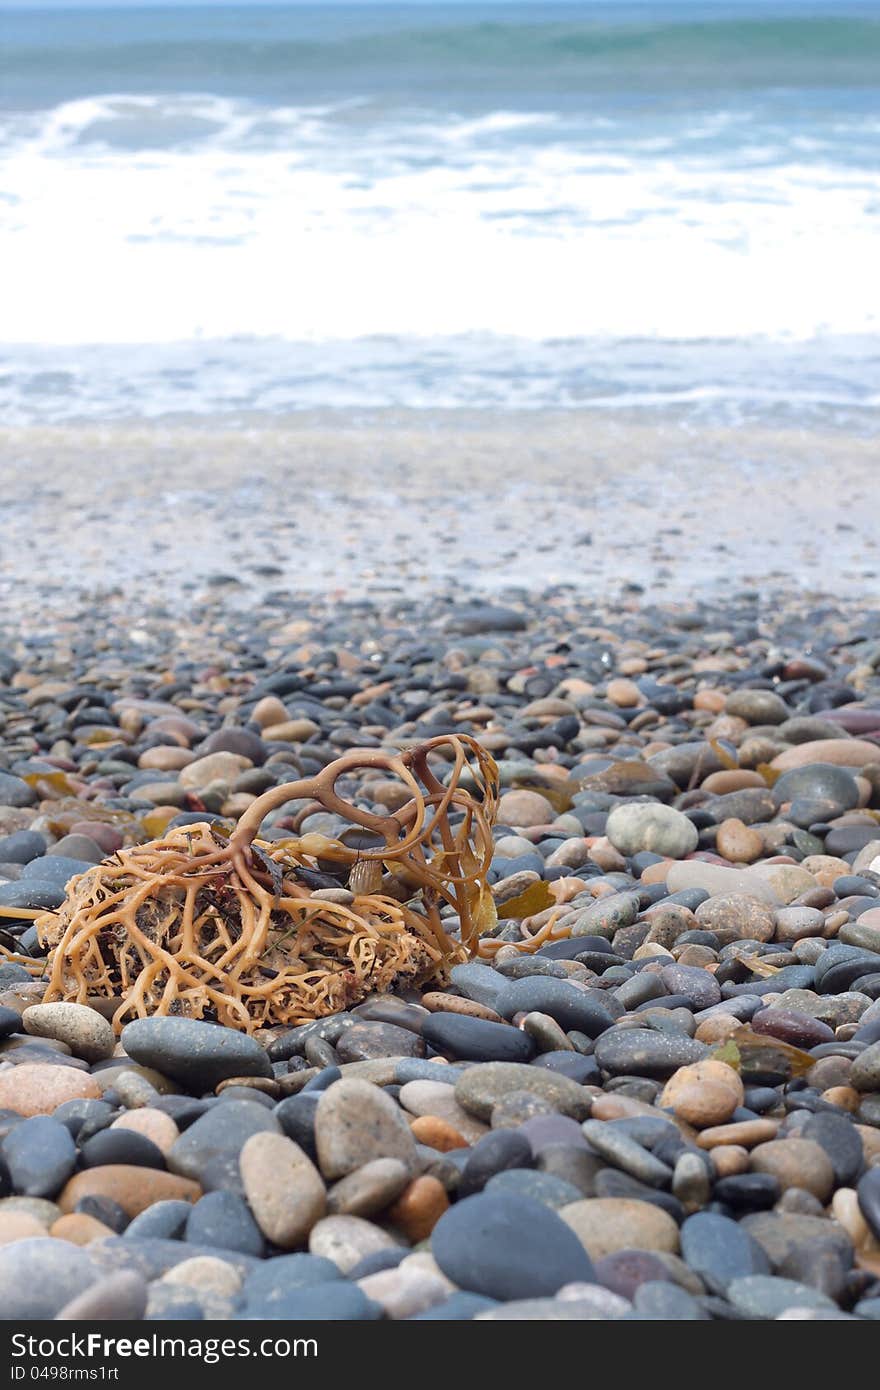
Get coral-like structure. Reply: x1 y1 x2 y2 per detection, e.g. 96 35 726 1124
33 735 498 1033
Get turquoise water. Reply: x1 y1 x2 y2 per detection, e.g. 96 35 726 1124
1 2 879 421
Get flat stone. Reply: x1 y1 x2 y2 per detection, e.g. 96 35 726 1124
593 1029 709 1079
0 1064 101 1116
666 862 780 903
770 740 880 771
727 1274 838 1318
432 1192 594 1301
20 1000 114 1061
58 1166 201 1217
494 978 614 1036
327 1158 411 1217
120 1018 272 1092
422 1013 535 1063
335 1021 425 1062
581 1120 672 1188
454 1062 592 1121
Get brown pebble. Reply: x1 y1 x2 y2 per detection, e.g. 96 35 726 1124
0 1212 48 1245
821 1086 860 1112
110 1108 179 1154
709 1145 750 1177
701 770 765 793
750 1138 835 1202
696 1119 780 1149
0 1064 101 1117
606 679 641 708
420 994 503 1023
660 1060 743 1129
58 1166 200 1217
715 818 764 864
694 690 726 714
50 1213 116 1246
694 1016 742 1045
387 1176 450 1243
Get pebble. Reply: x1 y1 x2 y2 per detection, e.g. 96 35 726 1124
240 1132 326 1248
315 1079 417 1179
560 1198 680 1259
593 1029 709 1078
680 1211 767 1293
432 1193 595 1301
0 1238 99 1319
421 1012 535 1063
454 1062 592 1121
308 1215 401 1274
327 1158 410 1217
21 1003 115 1063
58 1167 201 1217
121 1018 272 1092
1 1115 76 1197
605 804 699 859
660 1060 743 1127
0 1064 101 1116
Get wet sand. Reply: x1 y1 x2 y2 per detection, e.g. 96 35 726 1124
0 410 877 624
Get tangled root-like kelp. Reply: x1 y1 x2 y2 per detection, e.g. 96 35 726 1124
26 735 498 1033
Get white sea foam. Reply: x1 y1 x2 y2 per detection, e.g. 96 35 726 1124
2 93 880 350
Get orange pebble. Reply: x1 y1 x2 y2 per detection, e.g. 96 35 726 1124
410 1115 469 1152
50 1213 116 1246
387 1177 449 1243
694 689 726 714
709 1145 750 1177
822 1086 860 1112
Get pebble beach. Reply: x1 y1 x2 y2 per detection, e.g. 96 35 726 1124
0 415 878 1322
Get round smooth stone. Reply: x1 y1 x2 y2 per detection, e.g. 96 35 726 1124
680 1211 768 1294
593 1030 709 1079
801 1112 864 1186
314 1079 417 1180
0 1238 100 1319
421 1013 535 1064
559 1197 680 1259
484 1168 583 1210
458 1130 533 1197
21 1003 115 1064
121 1018 272 1092
605 804 699 859
726 1274 838 1319
1 1116 76 1198
80 1130 167 1171
454 1063 591 1121
185 1191 265 1257
432 1193 595 1301
494 978 615 1036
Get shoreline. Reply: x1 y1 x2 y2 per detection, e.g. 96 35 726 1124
0 410 877 623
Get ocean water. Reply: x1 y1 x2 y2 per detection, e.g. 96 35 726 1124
1 0 879 424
